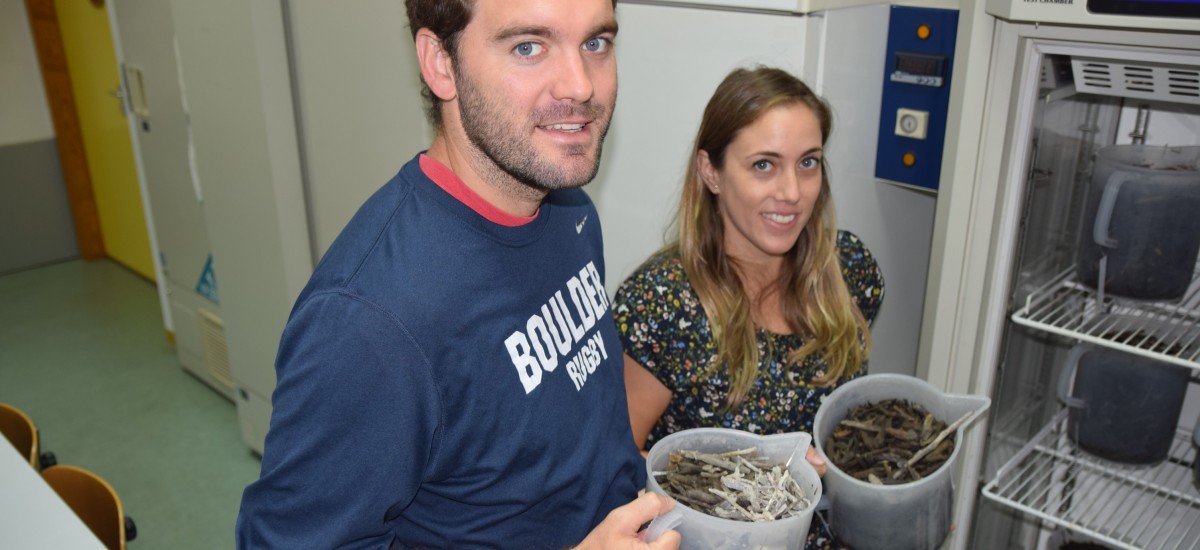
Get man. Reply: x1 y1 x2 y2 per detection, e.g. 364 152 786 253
235 0 679 548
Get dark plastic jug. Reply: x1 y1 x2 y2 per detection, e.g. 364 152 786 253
1075 145 1200 301
1057 344 1189 464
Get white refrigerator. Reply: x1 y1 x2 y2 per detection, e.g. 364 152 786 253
920 1 1200 548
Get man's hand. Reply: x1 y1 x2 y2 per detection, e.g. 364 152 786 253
574 492 681 550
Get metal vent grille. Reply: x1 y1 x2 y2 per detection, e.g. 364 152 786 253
198 308 234 390
1071 57 1200 106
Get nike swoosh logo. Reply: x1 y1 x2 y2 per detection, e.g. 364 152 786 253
575 215 588 234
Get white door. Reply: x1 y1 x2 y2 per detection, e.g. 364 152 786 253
109 0 231 397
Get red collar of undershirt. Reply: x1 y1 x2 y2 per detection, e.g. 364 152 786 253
418 154 538 227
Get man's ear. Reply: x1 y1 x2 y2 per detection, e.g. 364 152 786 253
415 28 456 101
697 150 720 194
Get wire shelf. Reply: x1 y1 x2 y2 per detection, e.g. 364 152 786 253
1011 267 1200 371
982 410 1200 550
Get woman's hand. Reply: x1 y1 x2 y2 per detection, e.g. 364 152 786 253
806 446 827 477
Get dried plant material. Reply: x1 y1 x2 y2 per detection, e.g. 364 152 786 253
824 399 956 484
653 447 812 522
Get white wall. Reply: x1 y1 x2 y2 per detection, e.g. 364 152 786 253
287 0 432 259
1 0 78 274
1 0 54 147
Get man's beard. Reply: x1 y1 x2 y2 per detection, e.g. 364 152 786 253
455 68 613 192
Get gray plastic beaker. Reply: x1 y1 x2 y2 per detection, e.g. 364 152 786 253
1075 144 1200 301
1057 343 1189 464
645 428 821 550
812 374 990 550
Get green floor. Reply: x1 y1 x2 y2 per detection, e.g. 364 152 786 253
0 259 262 549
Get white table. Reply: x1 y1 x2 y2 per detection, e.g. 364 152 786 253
0 437 106 549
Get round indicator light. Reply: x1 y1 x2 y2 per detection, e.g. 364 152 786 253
917 25 931 40
902 152 917 167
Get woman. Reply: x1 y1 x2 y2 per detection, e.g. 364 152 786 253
613 66 883 549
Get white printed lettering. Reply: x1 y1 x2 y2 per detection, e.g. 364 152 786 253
578 262 604 314
555 291 586 342
505 262 613 394
594 330 609 361
526 315 558 373
505 331 542 394
567 360 584 391
541 300 573 356
567 278 597 332
586 262 609 312
585 342 599 374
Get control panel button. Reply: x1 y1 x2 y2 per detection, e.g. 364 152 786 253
895 108 929 140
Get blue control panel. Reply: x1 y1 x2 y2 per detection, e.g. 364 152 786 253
874 6 959 192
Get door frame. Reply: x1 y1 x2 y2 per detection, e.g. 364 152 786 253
24 0 105 260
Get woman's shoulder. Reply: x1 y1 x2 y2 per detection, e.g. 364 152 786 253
835 229 874 261
835 229 884 277
618 249 688 293
835 229 885 322
613 249 697 327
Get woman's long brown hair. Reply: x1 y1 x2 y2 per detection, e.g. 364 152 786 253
665 66 870 409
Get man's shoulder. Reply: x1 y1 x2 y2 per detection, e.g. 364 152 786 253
304 159 433 285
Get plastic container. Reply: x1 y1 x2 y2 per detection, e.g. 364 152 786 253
645 428 821 550
1057 343 1189 464
1075 144 1200 301
812 374 991 550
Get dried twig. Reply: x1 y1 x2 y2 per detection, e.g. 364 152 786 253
656 447 811 522
894 409 974 479
827 399 955 484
